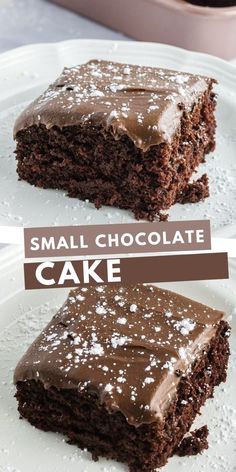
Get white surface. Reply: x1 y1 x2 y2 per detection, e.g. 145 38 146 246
0 246 235 472
0 39 236 233
0 0 126 54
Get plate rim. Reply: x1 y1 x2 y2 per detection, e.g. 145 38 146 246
0 38 236 77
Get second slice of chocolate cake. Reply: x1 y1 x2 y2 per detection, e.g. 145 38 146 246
14 60 217 220
14 285 230 471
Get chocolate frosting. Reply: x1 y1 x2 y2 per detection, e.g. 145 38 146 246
13 60 214 151
14 284 223 427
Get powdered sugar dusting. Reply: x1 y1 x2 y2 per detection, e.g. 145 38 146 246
0 279 235 471
22 59 210 153
12 284 227 429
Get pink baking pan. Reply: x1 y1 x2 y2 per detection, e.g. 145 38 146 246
51 0 236 59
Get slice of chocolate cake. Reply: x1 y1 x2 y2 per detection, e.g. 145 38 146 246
14 285 230 471
14 60 217 221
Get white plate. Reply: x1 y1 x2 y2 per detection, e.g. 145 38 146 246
0 39 236 234
0 246 236 472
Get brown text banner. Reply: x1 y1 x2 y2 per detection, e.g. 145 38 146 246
24 220 211 258
24 252 228 290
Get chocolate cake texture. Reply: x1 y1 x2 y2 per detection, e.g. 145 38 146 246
14 284 230 471
176 425 209 457
14 60 217 220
